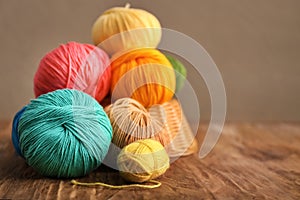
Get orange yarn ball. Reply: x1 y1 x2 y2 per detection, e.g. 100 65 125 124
110 49 176 108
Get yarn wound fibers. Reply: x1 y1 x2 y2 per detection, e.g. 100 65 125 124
110 48 176 108
16 89 112 178
165 54 187 93
117 139 170 183
92 4 161 55
104 98 179 149
34 42 111 102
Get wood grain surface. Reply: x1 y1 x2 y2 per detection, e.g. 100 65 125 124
1 121 300 199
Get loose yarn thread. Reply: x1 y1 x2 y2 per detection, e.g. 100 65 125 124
71 179 161 189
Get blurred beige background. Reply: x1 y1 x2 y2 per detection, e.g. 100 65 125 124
0 0 299 121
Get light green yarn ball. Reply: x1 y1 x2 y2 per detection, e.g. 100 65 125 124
165 54 187 93
18 89 112 178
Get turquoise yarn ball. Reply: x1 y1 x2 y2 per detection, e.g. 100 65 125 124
17 89 112 178
165 54 187 93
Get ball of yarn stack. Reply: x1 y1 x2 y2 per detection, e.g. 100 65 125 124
105 98 177 148
92 3 162 56
34 42 111 102
12 89 113 178
117 139 170 183
165 54 187 93
110 48 176 108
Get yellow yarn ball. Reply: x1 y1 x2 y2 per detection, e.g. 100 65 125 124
117 139 170 183
92 4 162 55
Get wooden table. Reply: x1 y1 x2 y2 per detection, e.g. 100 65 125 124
1 121 300 199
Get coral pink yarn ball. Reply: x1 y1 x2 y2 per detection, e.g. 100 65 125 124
34 42 111 102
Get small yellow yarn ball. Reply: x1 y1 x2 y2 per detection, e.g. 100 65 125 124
91 4 162 55
117 139 170 183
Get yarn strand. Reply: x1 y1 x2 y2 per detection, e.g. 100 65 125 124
71 179 161 189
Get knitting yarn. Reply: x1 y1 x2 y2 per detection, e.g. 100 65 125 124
34 42 111 102
104 98 177 148
11 106 26 157
12 89 113 178
92 3 161 55
117 139 169 183
165 54 187 93
110 48 176 108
